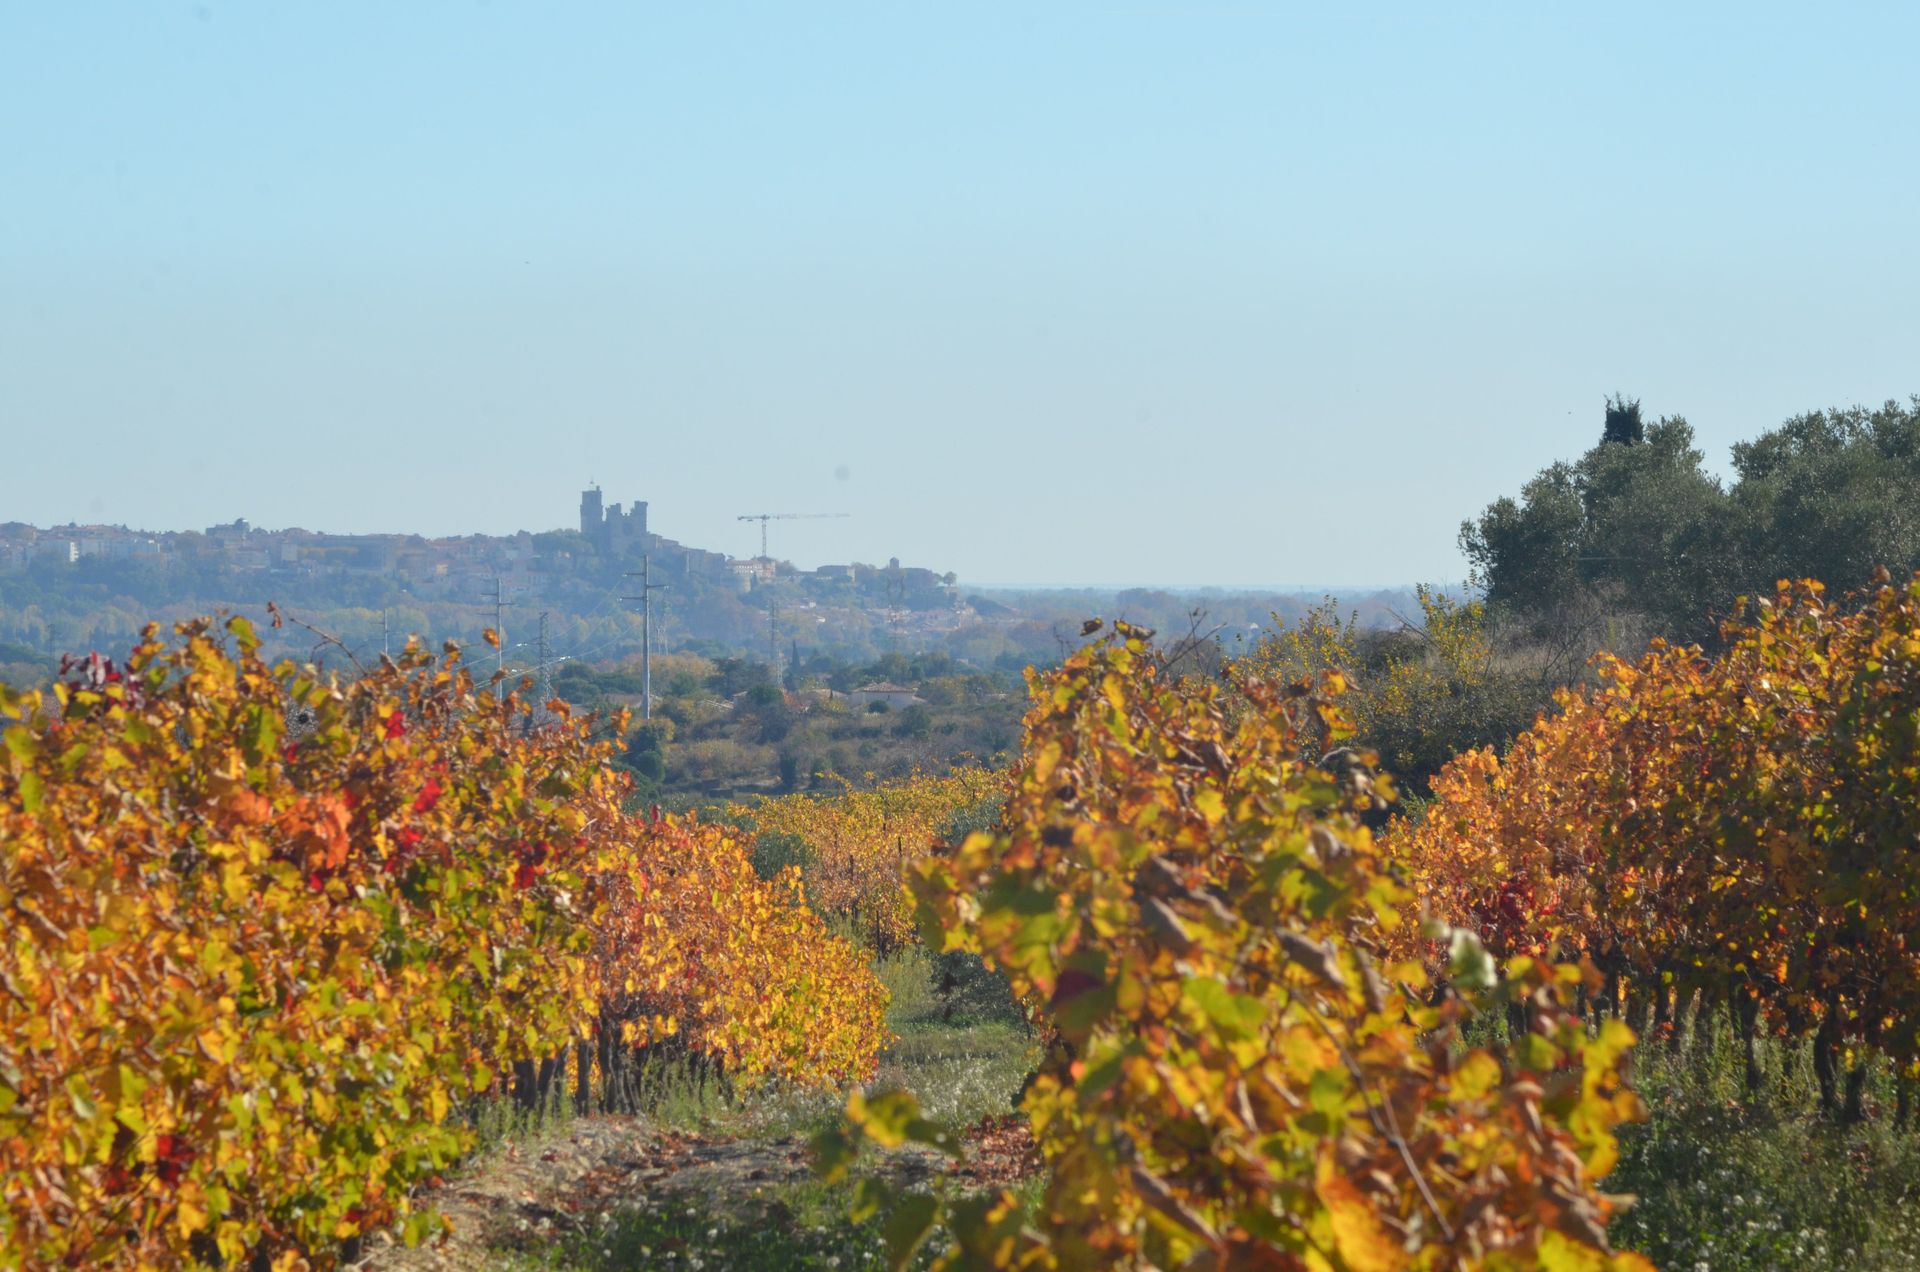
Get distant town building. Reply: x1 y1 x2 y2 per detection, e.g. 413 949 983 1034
579 485 647 556
847 682 922 710
729 558 777 590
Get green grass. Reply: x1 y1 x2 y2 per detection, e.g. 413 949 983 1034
1606 1017 1920 1269
487 959 1920 1270
583 944 1036 1146
871 944 1038 1125
530 1173 1050 1272
502 945 1039 1271
529 1181 920 1272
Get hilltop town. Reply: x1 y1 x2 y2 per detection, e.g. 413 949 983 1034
0 484 1410 701
0 485 1005 675
1 484 957 604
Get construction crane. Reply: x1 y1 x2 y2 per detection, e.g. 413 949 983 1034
736 511 850 561
735 512 849 675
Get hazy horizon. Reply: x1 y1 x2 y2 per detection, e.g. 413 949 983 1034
5 4 1915 586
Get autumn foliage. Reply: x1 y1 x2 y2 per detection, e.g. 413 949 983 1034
0 618 884 1269
735 768 1004 952
826 622 1647 1270
614 815 890 1088
1392 574 1920 1111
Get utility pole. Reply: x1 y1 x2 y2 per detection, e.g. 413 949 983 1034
483 577 514 696
381 610 391 658
883 566 907 653
622 555 668 720
534 611 554 707
733 514 848 684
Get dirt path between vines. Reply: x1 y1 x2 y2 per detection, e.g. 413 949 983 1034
350 1113 1037 1270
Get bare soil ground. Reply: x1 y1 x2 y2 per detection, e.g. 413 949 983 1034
352 1112 1036 1270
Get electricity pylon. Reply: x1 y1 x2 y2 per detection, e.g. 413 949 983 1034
622 555 668 719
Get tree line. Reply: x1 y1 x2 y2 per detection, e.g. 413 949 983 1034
1464 394 1920 646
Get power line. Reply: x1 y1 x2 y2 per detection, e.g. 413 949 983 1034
622 554 669 720
481 577 517 696
733 512 850 678
534 611 554 707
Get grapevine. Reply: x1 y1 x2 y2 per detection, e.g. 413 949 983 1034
0 618 885 1269
823 621 1648 1270
1393 573 1920 1113
735 768 1004 953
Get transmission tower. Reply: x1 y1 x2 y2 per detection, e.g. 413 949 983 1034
734 512 849 677
481 577 516 697
622 555 669 720
534 611 554 705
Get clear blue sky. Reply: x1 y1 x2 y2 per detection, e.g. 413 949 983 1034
3 4 1914 587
